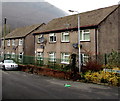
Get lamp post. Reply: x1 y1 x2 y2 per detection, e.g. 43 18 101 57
69 10 81 72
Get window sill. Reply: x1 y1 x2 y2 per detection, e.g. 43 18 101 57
61 41 70 43
80 40 90 42
49 42 56 44
61 61 69 64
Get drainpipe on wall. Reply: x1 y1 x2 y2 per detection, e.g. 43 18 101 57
95 28 98 60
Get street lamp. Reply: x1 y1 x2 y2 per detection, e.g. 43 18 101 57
69 10 81 72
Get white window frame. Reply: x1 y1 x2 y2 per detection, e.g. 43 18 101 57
81 54 89 65
61 53 70 64
61 32 69 42
80 29 90 41
49 52 56 62
11 52 15 59
6 52 10 59
37 52 43 60
12 39 15 46
2 40 4 46
7 40 10 46
19 52 23 61
19 39 23 45
49 33 56 43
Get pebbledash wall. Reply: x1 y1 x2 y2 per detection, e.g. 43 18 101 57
34 5 119 65
35 28 96 63
98 6 119 54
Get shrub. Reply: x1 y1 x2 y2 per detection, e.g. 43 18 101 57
108 76 119 86
107 51 120 67
83 71 120 86
82 60 102 72
84 71 92 82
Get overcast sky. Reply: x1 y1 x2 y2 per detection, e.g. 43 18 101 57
2 0 120 15
45 0 120 14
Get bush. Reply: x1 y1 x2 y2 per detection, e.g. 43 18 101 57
83 71 120 86
107 51 120 67
82 60 102 72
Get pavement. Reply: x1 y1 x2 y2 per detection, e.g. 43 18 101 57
1 70 120 100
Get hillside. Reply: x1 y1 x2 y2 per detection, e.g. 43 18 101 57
2 2 68 32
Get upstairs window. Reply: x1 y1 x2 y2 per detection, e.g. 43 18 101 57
12 40 15 46
61 32 69 42
19 39 23 45
49 52 56 62
80 29 90 41
1 40 4 46
49 33 56 43
7 40 10 46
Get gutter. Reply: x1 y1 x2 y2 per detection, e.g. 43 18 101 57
33 24 98 35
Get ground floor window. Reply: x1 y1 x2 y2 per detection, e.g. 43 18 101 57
19 52 23 62
37 52 43 60
11 52 15 59
61 53 70 64
6 52 10 59
81 54 89 65
49 52 56 62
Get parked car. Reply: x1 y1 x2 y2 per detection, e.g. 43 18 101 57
0 59 18 70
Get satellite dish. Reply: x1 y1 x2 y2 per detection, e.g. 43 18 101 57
72 43 82 49
39 37 45 43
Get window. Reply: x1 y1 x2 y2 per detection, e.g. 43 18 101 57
12 40 15 46
81 54 89 65
7 40 10 46
37 52 43 60
61 53 70 64
80 29 90 41
2 40 4 46
61 32 69 42
49 52 56 62
11 52 15 59
19 39 23 45
19 52 23 62
6 52 10 59
49 33 56 43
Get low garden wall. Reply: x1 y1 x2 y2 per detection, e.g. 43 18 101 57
18 64 120 87
18 64 78 80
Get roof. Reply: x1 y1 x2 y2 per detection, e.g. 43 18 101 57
5 23 45 39
34 5 118 34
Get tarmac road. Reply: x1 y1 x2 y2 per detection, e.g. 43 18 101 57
1 70 120 100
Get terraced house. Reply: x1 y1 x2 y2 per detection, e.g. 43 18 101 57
34 5 119 65
1 24 45 61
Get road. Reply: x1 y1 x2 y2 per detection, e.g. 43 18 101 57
1 70 119 100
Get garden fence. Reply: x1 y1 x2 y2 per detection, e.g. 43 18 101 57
0 52 119 71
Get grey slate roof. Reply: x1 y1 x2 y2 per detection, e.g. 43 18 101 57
5 24 45 39
34 5 118 34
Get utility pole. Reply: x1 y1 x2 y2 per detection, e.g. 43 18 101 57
3 17 7 60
